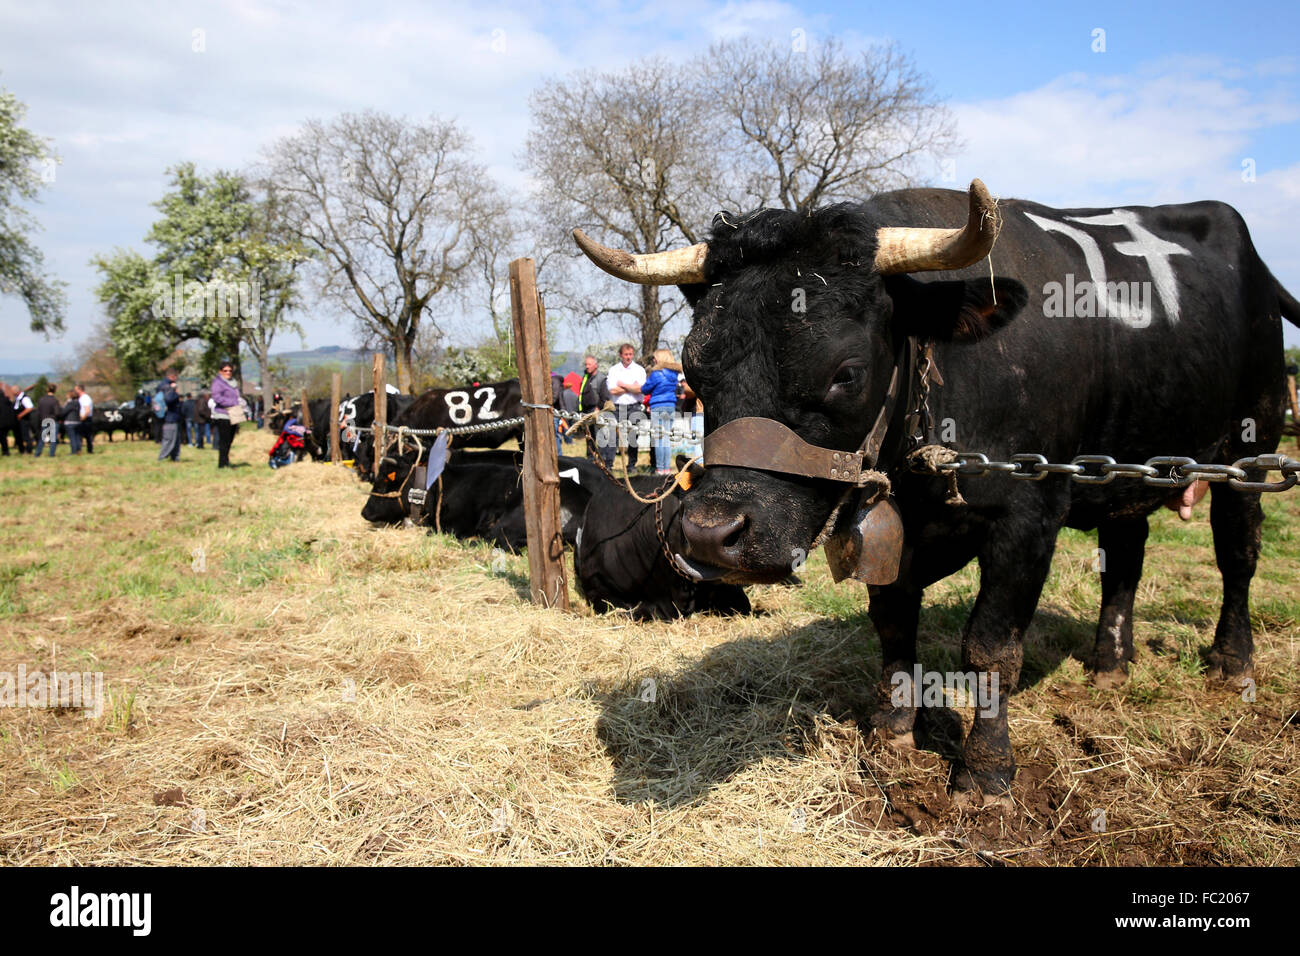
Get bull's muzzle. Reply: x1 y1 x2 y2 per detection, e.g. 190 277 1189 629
680 511 746 576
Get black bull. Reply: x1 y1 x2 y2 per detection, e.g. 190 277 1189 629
337 391 415 473
577 182 1300 803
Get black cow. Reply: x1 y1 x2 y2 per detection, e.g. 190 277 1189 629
360 448 593 549
92 403 150 442
360 448 522 528
574 180 1300 804
574 473 750 621
488 455 607 549
91 404 126 441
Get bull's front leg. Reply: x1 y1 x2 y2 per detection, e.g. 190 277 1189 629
950 514 1059 806
866 583 922 748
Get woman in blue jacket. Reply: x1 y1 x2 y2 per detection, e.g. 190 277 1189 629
642 349 681 475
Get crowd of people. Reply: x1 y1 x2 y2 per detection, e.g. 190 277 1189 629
5 350 707 474
559 344 704 474
0 360 252 468
0 381 96 457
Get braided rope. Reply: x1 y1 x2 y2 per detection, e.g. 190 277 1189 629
368 430 426 500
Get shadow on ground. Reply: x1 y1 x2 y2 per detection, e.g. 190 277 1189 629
592 596 1103 808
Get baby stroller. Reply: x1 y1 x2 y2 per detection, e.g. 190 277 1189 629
268 418 307 469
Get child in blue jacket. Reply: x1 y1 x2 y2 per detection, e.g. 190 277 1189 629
642 349 682 475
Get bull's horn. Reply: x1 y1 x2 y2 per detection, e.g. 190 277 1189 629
571 229 708 285
873 179 1000 274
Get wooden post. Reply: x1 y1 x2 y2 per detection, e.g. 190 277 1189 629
330 373 342 463
372 354 387 478
510 257 569 610
1287 373 1298 426
298 388 313 458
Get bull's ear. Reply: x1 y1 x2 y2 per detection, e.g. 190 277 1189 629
884 275 1028 342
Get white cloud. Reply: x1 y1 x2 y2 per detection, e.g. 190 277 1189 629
950 59 1300 346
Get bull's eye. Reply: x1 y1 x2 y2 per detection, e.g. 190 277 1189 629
829 363 867 393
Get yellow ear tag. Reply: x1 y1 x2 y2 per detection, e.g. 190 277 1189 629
387 471 397 482
675 468 693 491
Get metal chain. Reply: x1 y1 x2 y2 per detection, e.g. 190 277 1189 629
524 403 704 444
347 408 704 443
929 452 1300 493
349 410 1298 495
348 417 526 439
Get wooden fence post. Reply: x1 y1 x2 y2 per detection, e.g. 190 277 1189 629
372 354 387 478
330 373 342 463
510 257 569 610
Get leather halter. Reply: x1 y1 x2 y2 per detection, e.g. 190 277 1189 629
701 337 922 485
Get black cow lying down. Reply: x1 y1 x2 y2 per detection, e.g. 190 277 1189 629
360 449 596 550
574 473 750 621
361 449 751 619
489 456 608 550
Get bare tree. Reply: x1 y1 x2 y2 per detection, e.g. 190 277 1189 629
265 111 506 392
525 60 717 358
697 38 958 210
468 196 521 353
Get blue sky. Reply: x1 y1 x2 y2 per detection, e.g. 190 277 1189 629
1 0 1298 374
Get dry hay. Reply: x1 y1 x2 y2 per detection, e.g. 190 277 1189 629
1 431 1298 865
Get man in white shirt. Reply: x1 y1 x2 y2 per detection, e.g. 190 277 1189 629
605 343 647 470
77 385 95 454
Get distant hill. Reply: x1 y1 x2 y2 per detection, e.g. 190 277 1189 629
0 367 54 382
249 345 369 377
8 346 593 391
251 345 589 380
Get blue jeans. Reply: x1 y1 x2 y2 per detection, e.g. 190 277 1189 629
34 418 58 457
650 406 675 472
66 421 82 454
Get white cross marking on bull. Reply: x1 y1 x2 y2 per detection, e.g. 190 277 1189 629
1025 210 1191 325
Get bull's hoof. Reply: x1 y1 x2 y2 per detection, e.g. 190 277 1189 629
949 787 1015 812
949 765 1014 809
1205 651 1254 683
1089 667 1129 690
868 709 916 752
875 730 916 752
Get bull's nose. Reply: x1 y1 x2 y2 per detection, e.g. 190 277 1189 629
682 513 747 568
